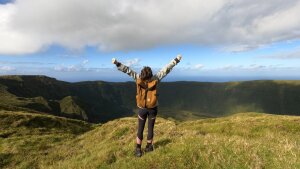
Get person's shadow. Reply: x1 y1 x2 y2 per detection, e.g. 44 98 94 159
154 138 172 149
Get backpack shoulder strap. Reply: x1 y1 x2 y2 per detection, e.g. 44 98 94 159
137 78 148 89
147 79 158 90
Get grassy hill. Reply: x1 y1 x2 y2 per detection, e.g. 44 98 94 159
0 110 299 169
1 75 300 123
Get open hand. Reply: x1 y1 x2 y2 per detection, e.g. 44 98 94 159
177 54 182 61
112 58 117 64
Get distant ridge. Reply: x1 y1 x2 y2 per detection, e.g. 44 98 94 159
0 75 300 123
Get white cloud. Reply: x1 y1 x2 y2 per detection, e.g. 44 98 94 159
54 65 83 72
0 4 44 54
260 47 300 59
222 44 266 53
0 65 15 71
54 59 89 72
1 0 300 54
194 64 205 70
82 59 89 64
220 64 234 70
177 63 205 71
0 61 55 65
124 58 141 67
217 64 284 71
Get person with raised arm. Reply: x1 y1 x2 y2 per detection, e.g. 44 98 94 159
112 55 182 157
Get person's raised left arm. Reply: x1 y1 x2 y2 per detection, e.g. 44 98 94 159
154 54 182 81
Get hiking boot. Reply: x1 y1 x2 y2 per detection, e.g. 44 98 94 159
135 147 142 157
145 144 154 152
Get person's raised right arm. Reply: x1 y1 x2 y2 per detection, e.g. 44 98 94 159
112 58 139 81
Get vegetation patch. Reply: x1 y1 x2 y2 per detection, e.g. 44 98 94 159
0 111 299 168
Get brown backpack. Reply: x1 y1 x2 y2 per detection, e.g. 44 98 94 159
136 78 158 108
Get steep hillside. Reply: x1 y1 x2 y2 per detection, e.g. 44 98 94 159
59 96 88 120
159 80 300 118
0 111 299 169
1 75 300 123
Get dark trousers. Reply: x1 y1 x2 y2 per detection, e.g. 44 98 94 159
137 107 158 141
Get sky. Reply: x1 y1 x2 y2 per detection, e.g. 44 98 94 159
0 0 300 82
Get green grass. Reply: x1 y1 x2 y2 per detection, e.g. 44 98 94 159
0 110 93 169
0 110 299 169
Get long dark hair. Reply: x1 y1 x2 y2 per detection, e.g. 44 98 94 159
140 66 153 81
